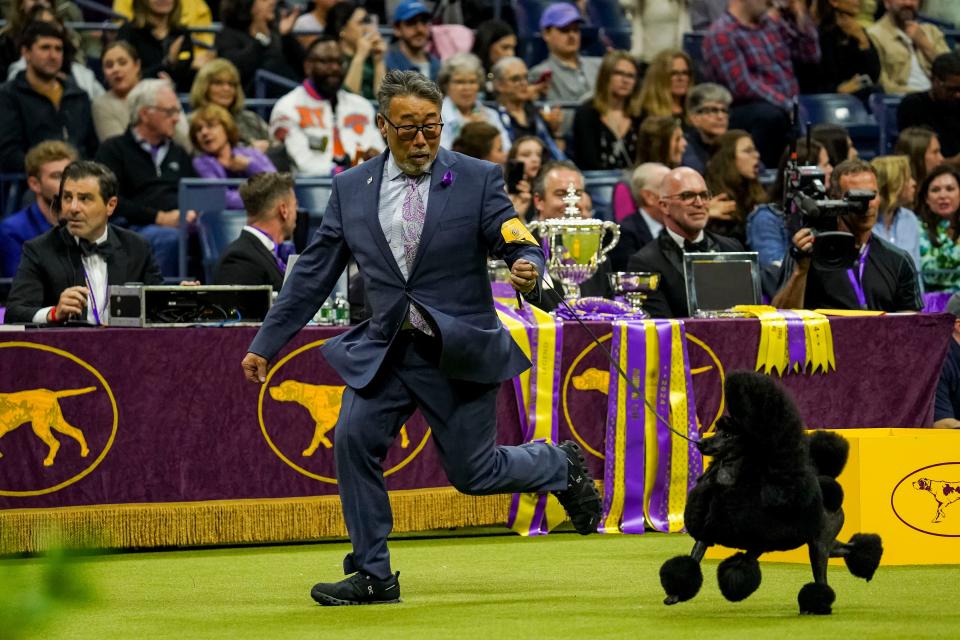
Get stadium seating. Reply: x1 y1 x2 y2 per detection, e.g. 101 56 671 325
868 93 903 155
582 169 627 222
798 93 880 159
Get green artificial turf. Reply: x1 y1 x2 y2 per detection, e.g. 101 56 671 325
2 531 957 640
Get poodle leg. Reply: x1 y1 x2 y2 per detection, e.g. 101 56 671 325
717 549 762 602
799 540 836 615
832 534 883 581
660 540 710 605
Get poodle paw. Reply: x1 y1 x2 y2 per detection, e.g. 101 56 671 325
717 553 761 602
659 555 703 604
798 582 835 615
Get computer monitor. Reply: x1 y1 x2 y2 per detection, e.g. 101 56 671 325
683 252 761 317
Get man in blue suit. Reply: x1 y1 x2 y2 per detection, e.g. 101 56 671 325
241 71 601 606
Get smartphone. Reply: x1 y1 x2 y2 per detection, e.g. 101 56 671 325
535 69 553 85
505 160 525 194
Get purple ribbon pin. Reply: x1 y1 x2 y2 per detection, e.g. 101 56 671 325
441 170 454 187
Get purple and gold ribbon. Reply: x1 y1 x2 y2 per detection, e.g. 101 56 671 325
734 305 835 375
494 289 565 536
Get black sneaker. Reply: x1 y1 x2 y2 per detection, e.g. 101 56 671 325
553 441 601 535
310 571 401 606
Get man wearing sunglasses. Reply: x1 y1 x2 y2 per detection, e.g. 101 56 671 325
627 166 744 317
385 0 440 81
242 71 601 606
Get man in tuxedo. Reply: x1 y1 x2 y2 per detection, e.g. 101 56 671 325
607 162 668 272
214 173 298 291
4 161 163 325
241 71 601 605
627 167 744 318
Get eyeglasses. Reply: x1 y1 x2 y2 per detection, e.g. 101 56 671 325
663 190 711 204
149 105 180 117
695 106 729 116
381 113 443 141
503 74 527 84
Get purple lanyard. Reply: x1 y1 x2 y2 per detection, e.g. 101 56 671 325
846 242 870 309
248 226 286 273
82 266 104 325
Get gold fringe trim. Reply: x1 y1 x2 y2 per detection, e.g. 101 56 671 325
0 488 511 555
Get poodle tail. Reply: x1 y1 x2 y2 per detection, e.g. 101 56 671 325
659 555 703 604
808 430 849 479
717 552 761 602
842 533 883 581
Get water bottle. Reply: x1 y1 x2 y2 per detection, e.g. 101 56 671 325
334 293 350 326
317 298 335 326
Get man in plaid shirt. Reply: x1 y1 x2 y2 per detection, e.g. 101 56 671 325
702 0 819 165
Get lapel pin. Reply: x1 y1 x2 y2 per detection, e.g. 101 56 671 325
441 170 455 187
367 176 373 184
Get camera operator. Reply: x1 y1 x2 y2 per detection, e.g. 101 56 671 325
772 158 922 312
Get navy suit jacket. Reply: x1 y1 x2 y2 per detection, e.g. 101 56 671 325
248 147 546 389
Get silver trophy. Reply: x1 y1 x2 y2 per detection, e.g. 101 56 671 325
608 271 661 316
527 183 620 300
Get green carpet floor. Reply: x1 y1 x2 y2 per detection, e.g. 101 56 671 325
2 532 957 640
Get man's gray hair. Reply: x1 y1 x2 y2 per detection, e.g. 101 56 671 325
436 52 484 93
491 56 525 82
630 162 669 200
377 70 443 117
532 159 581 199
128 78 176 126
685 82 733 114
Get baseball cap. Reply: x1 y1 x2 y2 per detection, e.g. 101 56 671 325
394 0 430 23
539 2 583 30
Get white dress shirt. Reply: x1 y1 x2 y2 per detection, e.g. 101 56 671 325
33 227 110 325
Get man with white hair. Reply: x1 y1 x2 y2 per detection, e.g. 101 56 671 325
608 162 669 271
95 78 196 275
627 166 744 317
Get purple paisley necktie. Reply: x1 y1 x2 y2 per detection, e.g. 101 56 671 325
401 175 433 335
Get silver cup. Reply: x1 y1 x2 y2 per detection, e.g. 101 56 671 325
607 271 660 315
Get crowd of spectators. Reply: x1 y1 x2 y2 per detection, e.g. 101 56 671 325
2 0 960 326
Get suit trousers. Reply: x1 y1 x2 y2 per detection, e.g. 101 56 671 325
334 330 568 580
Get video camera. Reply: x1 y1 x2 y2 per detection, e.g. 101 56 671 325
781 112 876 270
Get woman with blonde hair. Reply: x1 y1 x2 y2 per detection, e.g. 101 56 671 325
190 59 272 153
190 104 276 209
705 129 767 243
871 155 921 271
637 48 692 120
571 50 642 170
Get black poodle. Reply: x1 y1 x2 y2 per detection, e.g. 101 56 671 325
659 370 883 615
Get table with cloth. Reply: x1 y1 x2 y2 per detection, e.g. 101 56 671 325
0 313 951 553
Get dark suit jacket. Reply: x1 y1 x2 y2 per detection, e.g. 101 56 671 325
5 224 163 323
214 230 285 292
607 209 657 272
626 229 745 318
248 147 546 389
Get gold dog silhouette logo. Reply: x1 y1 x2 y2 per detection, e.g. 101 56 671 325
891 463 960 537
0 342 118 497
0 387 94 466
562 332 725 459
258 340 429 484
268 380 410 456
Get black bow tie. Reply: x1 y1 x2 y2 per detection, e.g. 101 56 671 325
79 238 113 260
683 238 709 252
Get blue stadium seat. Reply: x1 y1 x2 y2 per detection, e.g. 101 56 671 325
682 31 708 80
0 173 28 218
868 93 903 155
798 93 880 158
583 169 627 222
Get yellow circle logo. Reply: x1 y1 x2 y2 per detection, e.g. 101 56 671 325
257 339 431 484
561 330 725 459
0 342 118 496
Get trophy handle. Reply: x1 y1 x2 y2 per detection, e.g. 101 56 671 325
597 221 621 264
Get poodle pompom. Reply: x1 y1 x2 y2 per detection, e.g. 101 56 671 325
808 430 849 479
844 533 883 581
798 582 835 615
819 476 845 512
659 555 703 604
717 553 761 602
